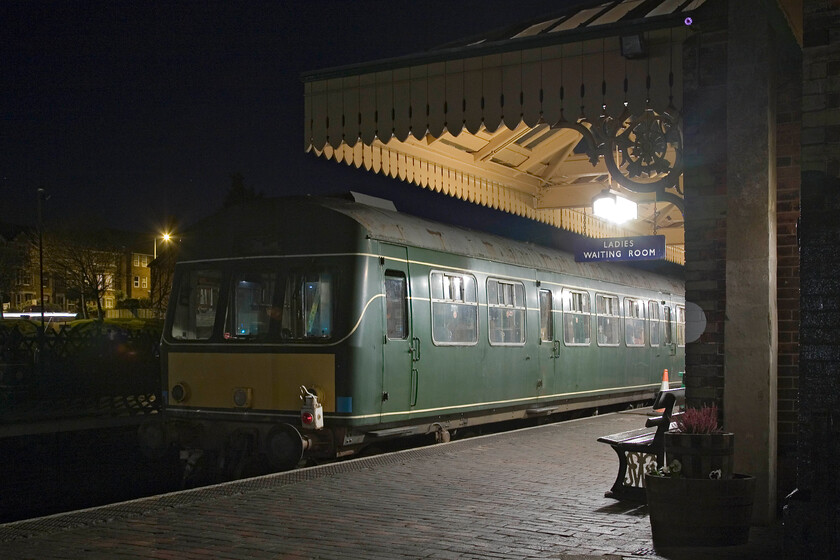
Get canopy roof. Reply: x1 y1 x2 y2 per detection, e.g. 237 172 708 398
303 0 723 264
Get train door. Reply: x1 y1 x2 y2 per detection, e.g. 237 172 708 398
380 244 415 419
537 286 559 398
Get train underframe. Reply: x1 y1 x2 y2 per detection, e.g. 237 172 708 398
139 387 654 486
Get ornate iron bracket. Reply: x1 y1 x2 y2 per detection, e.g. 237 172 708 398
551 107 683 206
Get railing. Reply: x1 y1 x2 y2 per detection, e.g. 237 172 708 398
0 319 163 427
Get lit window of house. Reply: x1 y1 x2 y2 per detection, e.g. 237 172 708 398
141 276 148 288
133 255 140 267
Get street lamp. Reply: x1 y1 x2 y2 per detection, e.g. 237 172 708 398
154 232 172 260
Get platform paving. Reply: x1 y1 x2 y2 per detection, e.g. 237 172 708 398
0 410 785 559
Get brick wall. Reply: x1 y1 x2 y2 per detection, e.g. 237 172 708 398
785 0 840 556
776 46 802 507
682 30 728 408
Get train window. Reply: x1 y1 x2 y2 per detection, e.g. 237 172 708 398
624 298 645 347
223 272 278 341
563 289 591 346
170 269 222 340
596 294 620 346
663 305 673 345
384 271 408 340
487 278 526 346
430 271 478 345
278 270 336 341
539 289 553 342
676 305 686 346
648 301 661 347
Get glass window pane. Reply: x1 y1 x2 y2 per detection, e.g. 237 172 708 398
648 301 661 346
539 289 553 342
676 305 686 346
625 297 646 346
385 271 408 340
487 278 526 346
563 289 591 345
431 271 478 345
596 294 620 346
223 272 277 340
171 269 222 340
279 270 336 341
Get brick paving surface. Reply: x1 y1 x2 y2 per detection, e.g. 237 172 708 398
0 411 785 559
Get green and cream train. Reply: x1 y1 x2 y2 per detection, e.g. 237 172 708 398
147 194 685 478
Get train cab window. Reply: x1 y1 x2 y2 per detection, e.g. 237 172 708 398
596 294 620 346
563 289 591 346
663 305 674 345
430 271 478 345
280 271 335 340
676 305 686 346
384 271 408 340
223 272 278 341
539 289 553 343
648 301 662 346
170 269 222 340
624 297 645 347
487 278 526 346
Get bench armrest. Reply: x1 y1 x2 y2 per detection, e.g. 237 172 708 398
645 415 670 429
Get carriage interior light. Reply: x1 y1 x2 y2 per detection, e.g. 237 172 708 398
592 189 637 224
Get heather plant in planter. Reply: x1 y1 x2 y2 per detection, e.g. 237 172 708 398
644 401 756 548
675 403 723 435
667 403 733 479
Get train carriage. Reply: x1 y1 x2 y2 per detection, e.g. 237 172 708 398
144 193 685 479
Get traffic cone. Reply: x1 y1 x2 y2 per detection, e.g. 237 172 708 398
654 369 670 413
660 369 670 392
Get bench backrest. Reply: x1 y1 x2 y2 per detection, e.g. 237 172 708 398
646 392 677 447
652 387 685 410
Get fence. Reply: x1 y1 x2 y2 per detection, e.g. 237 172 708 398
0 319 163 422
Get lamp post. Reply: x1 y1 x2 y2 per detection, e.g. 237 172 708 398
154 232 171 260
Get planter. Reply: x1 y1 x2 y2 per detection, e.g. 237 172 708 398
664 431 734 479
645 473 756 547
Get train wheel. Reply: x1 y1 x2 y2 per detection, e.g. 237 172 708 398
265 424 304 471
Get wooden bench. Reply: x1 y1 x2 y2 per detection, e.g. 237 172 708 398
597 388 685 501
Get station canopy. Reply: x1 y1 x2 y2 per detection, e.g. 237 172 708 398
304 0 721 265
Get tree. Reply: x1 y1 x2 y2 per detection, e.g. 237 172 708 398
149 240 177 317
0 230 28 317
42 228 122 320
223 172 262 208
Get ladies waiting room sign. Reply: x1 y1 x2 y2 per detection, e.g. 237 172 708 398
574 235 666 263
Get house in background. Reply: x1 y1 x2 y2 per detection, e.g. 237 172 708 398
0 223 155 316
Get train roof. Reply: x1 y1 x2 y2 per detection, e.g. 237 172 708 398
182 194 683 295
319 195 683 295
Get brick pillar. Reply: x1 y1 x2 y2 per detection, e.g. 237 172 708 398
724 0 779 523
775 48 802 510
682 29 728 408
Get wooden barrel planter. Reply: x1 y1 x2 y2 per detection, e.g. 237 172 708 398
645 473 756 547
664 432 734 479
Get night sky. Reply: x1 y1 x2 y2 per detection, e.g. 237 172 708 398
2 0 581 241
